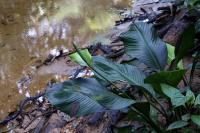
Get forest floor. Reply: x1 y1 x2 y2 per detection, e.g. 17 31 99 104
0 0 200 132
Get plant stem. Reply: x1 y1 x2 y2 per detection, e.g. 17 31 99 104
150 95 168 120
131 107 164 133
73 42 165 132
72 42 115 85
143 92 167 117
183 75 189 87
72 42 132 99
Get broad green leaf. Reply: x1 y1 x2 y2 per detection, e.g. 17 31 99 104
173 25 195 68
167 43 175 64
167 121 188 130
194 94 200 107
92 56 155 95
120 22 167 70
185 89 195 105
145 70 186 87
161 84 185 107
166 43 183 69
150 105 158 123
181 114 190 121
191 115 200 126
69 49 92 66
93 56 145 85
46 78 134 116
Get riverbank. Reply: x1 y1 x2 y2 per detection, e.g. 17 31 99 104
0 0 132 120
1 0 200 132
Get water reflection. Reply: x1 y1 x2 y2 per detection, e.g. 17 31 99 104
0 0 131 119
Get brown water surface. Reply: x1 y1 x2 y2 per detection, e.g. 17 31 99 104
0 0 131 119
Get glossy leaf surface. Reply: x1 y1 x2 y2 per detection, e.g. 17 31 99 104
46 78 134 116
92 56 155 95
167 121 188 130
191 115 200 126
161 84 185 107
145 70 186 87
120 22 167 70
69 49 92 66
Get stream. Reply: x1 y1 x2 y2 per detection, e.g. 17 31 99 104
0 0 131 119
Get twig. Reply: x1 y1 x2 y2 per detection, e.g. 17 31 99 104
23 109 56 129
72 67 87 79
0 93 45 125
106 49 125 58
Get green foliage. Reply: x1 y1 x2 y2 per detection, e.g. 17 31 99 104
175 25 195 60
161 84 186 107
144 70 186 95
172 25 195 69
120 22 167 70
191 115 200 126
167 121 189 130
150 105 158 123
185 0 200 8
92 56 145 85
46 20 199 132
92 56 155 95
46 78 134 116
166 43 184 69
145 70 186 87
69 49 92 66
181 114 191 121
194 94 200 107
185 89 195 105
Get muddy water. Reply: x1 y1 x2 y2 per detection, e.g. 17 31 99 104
0 0 131 119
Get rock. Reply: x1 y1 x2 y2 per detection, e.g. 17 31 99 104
37 56 80 77
42 113 68 133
